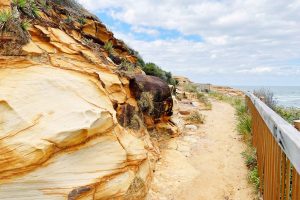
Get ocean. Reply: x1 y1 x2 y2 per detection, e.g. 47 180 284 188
233 86 300 108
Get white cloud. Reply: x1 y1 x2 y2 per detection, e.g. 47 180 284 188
237 67 273 74
78 0 300 85
131 26 159 36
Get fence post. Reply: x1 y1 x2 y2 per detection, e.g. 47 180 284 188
294 120 300 131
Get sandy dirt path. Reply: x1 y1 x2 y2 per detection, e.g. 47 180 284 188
147 99 255 200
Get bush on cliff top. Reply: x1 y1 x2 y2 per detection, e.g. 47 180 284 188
141 62 177 86
253 88 300 124
253 88 276 109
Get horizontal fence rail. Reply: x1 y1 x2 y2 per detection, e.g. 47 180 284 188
246 93 300 200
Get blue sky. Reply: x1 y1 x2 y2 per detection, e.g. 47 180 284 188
79 0 300 86
96 11 203 42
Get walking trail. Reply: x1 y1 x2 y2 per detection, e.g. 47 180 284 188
147 99 255 200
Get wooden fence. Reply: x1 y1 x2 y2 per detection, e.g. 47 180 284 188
246 93 300 200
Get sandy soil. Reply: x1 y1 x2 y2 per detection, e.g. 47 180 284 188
147 99 255 200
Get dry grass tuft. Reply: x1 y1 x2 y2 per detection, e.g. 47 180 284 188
186 111 205 124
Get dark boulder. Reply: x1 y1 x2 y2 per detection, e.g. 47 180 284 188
130 74 173 122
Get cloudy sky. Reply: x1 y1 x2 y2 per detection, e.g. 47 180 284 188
78 0 300 86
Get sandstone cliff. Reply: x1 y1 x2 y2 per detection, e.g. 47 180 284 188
0 1 174 199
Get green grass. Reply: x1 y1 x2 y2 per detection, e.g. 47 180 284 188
248 166 260 190
183 83 198 93
13 0 27 8
196 92 212 110
21 19 31 30
31 1 40 17
274 106 300 124
0 10 12 23
237 114 252 141
13 0 40 17
103 41 115 55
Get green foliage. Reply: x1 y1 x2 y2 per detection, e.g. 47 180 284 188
77 17 86 25
117 60 135 72
13 0 27 8
274 106 300 124
13 0 40 18
186 111 205 124
242 147 257 169
249 167 260 190
103 41 115 55
39 0 51 10
126 49 177 86
237 115 252 136
21 19 31 30
31 1 40 17
64 15 73 23
137 55 145 68
0 10 11 24
142 63 177 85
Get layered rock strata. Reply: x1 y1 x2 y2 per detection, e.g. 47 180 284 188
0 1 173 199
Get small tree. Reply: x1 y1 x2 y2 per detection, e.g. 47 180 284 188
253 88 276 109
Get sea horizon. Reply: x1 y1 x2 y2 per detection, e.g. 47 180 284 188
232 85 300 108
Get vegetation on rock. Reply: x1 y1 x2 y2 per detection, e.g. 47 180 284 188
141 62 177 86
0 1 174 199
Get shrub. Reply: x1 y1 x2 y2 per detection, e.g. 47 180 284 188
64 15 73 23
142 63 177 86
253 88 276 109
31 1 40 17
103 41 115 55
13 0 40 18
117 60 135 72
186 111 205 124
21 19 31 31
0 10 12 24
248 167 260 191
77 17 86 25
254 88 300 125
138 92 154 115
242 147 257 169
274 106 300 124
13 0 27 8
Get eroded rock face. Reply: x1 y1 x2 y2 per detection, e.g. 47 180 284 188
0 1 169 199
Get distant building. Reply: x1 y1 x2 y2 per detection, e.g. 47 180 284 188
196 83 212 92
